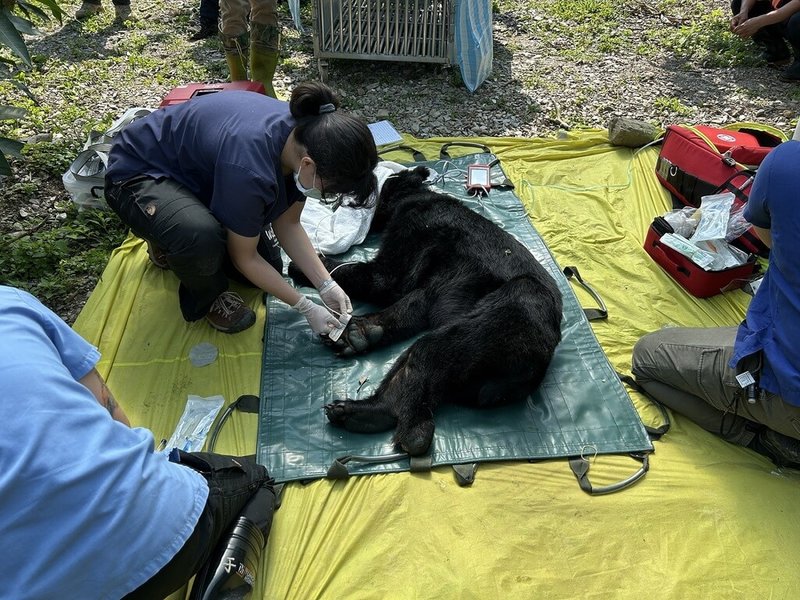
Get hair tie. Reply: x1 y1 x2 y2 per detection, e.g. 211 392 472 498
318 103 336 115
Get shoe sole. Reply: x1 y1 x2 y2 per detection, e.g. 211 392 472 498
206 312 257 334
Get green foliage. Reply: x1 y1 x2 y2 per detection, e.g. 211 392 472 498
652 6 760 67
0 205 127 303
0 0 64 174
653 96 693 116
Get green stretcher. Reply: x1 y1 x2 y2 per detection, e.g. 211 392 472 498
257 150 653 488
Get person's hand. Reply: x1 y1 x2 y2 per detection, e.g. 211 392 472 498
730 11 749 30
318 278 353 317
734 15 762 38
292 295 341 336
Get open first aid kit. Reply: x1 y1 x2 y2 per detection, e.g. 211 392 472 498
63 82 267 210
644 192 760 298
654 123 787 258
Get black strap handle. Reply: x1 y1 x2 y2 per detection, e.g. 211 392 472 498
378 145 427 162
439 141 492 159
563 266 608 321
617 373 671 440
569 452 649 495
714 168 757 203
326 451 410 479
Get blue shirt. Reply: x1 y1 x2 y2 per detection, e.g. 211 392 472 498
731 141 800 406
106 91 304 237
0 286 209 599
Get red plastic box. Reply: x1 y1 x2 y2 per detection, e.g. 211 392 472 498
159 81 266 108
644 219 759 298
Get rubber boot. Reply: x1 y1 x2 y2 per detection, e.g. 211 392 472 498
221 32 249 81
191 517 264 599
250 22 280 98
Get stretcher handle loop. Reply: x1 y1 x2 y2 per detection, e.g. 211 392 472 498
563 266 608 321
569 452 649 495
439 141 492 159
326 452 409 479
377 145 427 162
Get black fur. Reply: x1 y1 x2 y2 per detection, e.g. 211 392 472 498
291 166 563 456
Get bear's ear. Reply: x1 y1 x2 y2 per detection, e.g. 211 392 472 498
412 165 430 181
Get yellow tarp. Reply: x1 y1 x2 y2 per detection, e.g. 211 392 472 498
75 131 800 600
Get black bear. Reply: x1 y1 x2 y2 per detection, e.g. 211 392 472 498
291 166 563 456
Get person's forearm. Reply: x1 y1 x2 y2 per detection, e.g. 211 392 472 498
233 253 304 305
773 0 800 21
752 225 772 248
272 211 331 288
78 368 131 426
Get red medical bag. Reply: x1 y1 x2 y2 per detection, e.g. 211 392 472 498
159 81 266 107
643 215 759 298
654 124 785 258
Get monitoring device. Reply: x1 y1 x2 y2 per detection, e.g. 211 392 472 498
466 164 492 195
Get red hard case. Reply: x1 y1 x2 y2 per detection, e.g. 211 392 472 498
159 81 266 107
643 222 758 298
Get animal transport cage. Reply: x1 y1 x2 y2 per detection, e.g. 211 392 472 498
312 0 455 80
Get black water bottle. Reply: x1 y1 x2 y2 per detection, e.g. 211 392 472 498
193 517 265 600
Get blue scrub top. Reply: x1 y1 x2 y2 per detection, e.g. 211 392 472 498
731 141 800 406
107 90 304 237
0 286 208 599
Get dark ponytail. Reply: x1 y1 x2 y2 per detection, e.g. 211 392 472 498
290 82 378 206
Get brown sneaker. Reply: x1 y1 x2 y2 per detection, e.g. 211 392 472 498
146 241 169 269
75 1 103 19
206 291 256 333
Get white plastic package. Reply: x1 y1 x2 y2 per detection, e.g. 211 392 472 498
695 239 751 270
300 161 408 254
662 207 700 238
659 233 716 269
689 192 735 243
166 394 225 452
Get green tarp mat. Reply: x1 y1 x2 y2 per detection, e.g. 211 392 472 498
257 152 653 482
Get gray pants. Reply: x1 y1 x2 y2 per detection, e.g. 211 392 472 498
631 327 800 446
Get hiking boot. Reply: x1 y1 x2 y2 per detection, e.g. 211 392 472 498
189 18 218 41
146 241 169 269
759 41 791 67
75 1 102 19
751 429 800 469
114 4 132 21
206 291 256 333
779 60 800 82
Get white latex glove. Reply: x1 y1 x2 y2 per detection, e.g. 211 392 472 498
291 296 341 336
318 278 353 316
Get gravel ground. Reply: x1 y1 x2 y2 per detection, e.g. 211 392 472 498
1 0 798 320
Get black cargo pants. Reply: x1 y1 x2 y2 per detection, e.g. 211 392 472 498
105 176 282 321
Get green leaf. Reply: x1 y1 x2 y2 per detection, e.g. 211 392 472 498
0 10 31 66
8 13 38 36
0 150 11 176
0 136 25 157
0 104 27 120
19 0 63 22
15 3 49 22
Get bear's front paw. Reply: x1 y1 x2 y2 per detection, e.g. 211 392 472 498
331 317 384 357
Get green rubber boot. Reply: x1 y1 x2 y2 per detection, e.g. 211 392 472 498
221 32 249 81
250 22 280 98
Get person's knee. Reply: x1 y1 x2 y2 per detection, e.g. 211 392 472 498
785 14 800 47
171 221 226 274
730 0 742 15
631 330 667 380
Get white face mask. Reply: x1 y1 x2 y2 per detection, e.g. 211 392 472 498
294 163 330 201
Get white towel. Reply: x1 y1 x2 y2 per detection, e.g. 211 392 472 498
300 161 408 255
